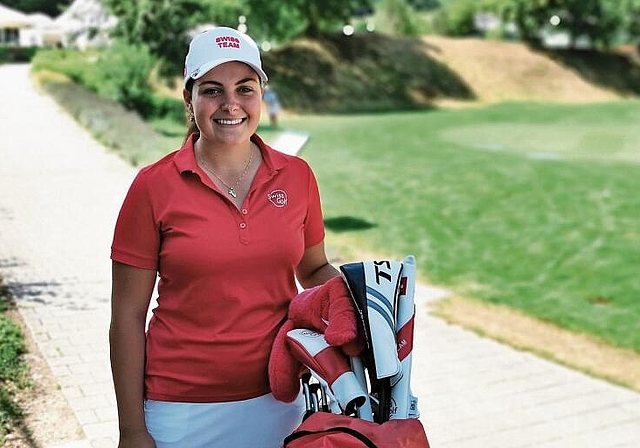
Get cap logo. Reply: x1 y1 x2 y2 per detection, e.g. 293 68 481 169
268 190 288 208
215 36 241 49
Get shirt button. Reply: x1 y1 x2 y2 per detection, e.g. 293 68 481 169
239 222 247 229
241 208 248 215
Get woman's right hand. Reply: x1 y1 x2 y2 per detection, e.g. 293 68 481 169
118 429 156 448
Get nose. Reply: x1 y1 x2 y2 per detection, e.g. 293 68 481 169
221 92 240 113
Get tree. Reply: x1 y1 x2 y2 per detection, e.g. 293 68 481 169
503 0 625 50
432 0 478 36
103 0 201 58
376 0 423 36
406 0 441 11
3 0 72 16
102 0 245 76
620 0 640 49
244 0 374 42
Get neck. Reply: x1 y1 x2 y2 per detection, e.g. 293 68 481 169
195 138 255 171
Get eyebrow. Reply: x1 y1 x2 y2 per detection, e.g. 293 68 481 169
199 77 259 87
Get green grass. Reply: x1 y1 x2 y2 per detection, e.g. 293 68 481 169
283 100 640 353
0 280 29 443
36 75 640 353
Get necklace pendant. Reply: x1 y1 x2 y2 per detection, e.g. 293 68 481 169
228 188 237 198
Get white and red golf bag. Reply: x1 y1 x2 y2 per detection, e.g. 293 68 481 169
283 256 429 447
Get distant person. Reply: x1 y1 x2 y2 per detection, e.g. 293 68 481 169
109 27 346 447
263 84 281 128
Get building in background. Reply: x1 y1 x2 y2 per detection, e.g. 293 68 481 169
0 0 116 49
54 0 117 49
0 3 33 45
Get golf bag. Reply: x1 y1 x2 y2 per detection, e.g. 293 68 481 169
283 412 429 448
283 255 429 447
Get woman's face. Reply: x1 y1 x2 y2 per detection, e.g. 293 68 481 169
185 61 262 148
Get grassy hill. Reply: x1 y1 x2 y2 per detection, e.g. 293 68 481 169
261 33 640 112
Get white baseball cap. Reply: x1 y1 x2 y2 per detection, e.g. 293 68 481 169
184 27 268 87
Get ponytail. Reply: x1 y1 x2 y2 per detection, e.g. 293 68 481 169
183 79 199 144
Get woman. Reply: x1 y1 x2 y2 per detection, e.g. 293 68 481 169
109 27 341 447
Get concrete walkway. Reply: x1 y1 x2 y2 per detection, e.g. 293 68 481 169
1 63 639 448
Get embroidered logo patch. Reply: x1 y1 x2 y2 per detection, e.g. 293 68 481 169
215 36 241 49
268 190 288 208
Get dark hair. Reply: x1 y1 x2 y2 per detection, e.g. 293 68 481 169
183 78 198 144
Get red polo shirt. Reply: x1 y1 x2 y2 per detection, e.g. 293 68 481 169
111 134 325 402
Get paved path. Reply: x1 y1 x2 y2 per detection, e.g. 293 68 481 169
1 63 639 448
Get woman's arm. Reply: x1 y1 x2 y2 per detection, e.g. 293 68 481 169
109 261 157 448
296 241 341 289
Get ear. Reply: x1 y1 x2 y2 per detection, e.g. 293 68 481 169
183 88 192 111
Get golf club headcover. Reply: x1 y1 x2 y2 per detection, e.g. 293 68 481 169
269 276 365 402
341 261 403 380
286 329 367 414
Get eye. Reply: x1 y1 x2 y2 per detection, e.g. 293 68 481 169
201 87 221 96
238 86 255 94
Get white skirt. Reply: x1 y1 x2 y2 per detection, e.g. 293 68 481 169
145 392 305 448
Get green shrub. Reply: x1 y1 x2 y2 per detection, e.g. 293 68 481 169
432 0 478 36
0 46 38 63
33 43 158 118
94 41 156 117
151 94 187 123
0 283 28 443
0 317 25 383
31 48 100 87
376 0 424 36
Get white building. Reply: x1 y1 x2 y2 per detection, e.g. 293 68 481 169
0 0 116 49
0 3 33 45
54 0 117 49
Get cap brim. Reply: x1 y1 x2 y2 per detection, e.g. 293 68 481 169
184 58 268 87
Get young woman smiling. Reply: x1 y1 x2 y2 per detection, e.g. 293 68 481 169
109 27 341 447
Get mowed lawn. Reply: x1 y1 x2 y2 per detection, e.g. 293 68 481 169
281 100 640 353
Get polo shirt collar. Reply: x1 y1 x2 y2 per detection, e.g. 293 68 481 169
173 133 289 175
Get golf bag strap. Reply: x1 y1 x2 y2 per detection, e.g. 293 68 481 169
284 426 377 448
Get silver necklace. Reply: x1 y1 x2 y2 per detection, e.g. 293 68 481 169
196 145 254 198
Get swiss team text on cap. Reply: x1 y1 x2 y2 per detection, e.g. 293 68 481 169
216 36 241 49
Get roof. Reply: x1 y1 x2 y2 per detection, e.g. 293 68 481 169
0 3 33 28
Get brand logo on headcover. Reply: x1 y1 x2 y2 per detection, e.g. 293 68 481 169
268 190 288 207
300 330 322 338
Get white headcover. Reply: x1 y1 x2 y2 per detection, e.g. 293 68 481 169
361 260 403 379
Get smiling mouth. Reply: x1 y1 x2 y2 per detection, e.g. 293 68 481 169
215 118 245 125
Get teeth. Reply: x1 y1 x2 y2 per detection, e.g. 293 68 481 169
217 118 243 125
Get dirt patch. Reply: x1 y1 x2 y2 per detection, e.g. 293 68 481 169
422 36 623 103
431 295 640 392
3 307 84 448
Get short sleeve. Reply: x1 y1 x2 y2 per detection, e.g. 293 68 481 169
304 167 326 248
111 170 160 270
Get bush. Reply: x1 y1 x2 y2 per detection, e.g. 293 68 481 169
31 48 100 87
376 0 424 36
151 94 187 123
92 41 156 117
0 283 28 443
0 46 38 63
432 0 478 36
33 42 158 117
